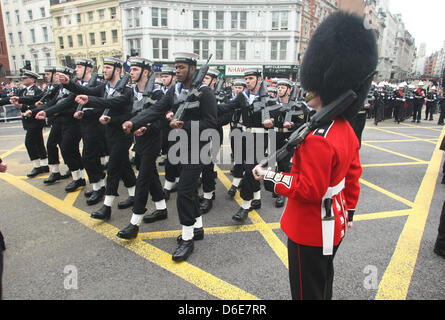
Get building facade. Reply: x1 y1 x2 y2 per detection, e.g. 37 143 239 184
120 0 302 79
50 0 123 70
0 2 11 81
1 0 56 77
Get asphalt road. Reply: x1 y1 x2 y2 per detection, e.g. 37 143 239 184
0 119 444 301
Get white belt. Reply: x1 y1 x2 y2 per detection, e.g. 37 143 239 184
321 178 345 256
396 98 405 101
274 127 290 133
240 126 268 134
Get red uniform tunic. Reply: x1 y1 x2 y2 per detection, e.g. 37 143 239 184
267 118 362 248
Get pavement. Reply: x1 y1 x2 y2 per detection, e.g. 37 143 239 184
0 118 444 300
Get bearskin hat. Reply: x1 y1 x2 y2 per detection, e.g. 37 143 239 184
300 11 378 121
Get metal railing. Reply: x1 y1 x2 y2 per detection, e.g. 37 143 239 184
0 104 22 122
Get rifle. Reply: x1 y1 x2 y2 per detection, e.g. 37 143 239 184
173 54 213 122
141 71 157 107
252 81 281 125
75 73 99 116
283 84 306 126
214 76 226 102
38 84 61 104
102 74 131 117
260 90 358 168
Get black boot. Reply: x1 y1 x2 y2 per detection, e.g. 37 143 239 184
41 165 49 173
65 178 86 192
86 187 106 206
143 209 168 223
27 167 44 178
43 172 62 185
91 205 111 220
199 198 213 214
177 227 204 243
232 208 250 222
172 240 194 262
227 185 237 198
275 195 286 208
60 170 71 180
164 189 171 201
118 196 134 209
117 224 139 239
251 199 261 210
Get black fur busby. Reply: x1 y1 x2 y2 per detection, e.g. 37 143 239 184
300 11 378 120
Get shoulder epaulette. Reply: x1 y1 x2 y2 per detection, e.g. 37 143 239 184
313 120 334 138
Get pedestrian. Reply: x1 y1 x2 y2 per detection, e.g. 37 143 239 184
0 157 7 299
253 11 377 300
434 200 445 259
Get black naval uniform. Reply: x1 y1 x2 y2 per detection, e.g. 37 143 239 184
438 95 445 125
425 91 437 121
392 88 405 124
18 84 48 174
130 81 217 260
218 87 269 222
413 87 425 123
64 77 137 219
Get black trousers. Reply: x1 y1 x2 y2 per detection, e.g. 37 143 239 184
276 132 292 173
177 163 204 226
288 239 340 300
374 102 384 124
201 128 222 194
105 134 136 196
165 137 181 184
0 250 3 300
80 122 105 184
24 126 47 161
425 103 435 120
351 113 366 148
413 102 423 121
133 133 165 215
60 123 83 172
46 120 63 165
435 201 445 251
237 132 264 201
394 101 404 122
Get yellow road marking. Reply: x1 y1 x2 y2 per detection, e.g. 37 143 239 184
362 162 428 168
375 127 445 300
369 127 437 145
361 142 427 163
359 178 415 208
0 172 258 300
215 166 289 269
363 139 438 143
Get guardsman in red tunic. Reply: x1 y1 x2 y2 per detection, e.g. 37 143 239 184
253 11 378 300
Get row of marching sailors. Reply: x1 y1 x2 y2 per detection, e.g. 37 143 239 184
369 81 442 125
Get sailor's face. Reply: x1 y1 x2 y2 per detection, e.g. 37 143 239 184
277 85 289 97
129 66 142 82
233 85 244 95
161 74 174 86
244 75 258 91
44 72 52 83
203 75 212 86
75 65 86 79
175 63 194 83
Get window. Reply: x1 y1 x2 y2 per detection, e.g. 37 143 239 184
272 11 288 30
42 27 48 42
27 10 33 20
46 53 51 66
231 11 247 30
89 33 95 45
110 7 117 19
30 29 35 43
15 10 20 24
59 36 64 49
231 40 246 60
128 38 141 55
193 40 209 60
100 31 106 45
76 13 81 23
216 11 224 29
152 38 168 59
65 15 71 25
128 8 140 27
111 30 118 43
33 54 39 73
216 40 224 60
56 16 61 26
152 8 158 26
88 11 94 21
8 33 13 46
271 40 287 60
77 34 83 47
193 10 208 29
161 8 167 27
40 7 45 18
68 35 73 48
98 9 105 20
5 12 10 25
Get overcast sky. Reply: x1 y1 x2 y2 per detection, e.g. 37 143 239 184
388 0 444 55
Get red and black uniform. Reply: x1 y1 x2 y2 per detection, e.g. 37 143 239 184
413 88 425 123
265 117 362 300
392 89 405 123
